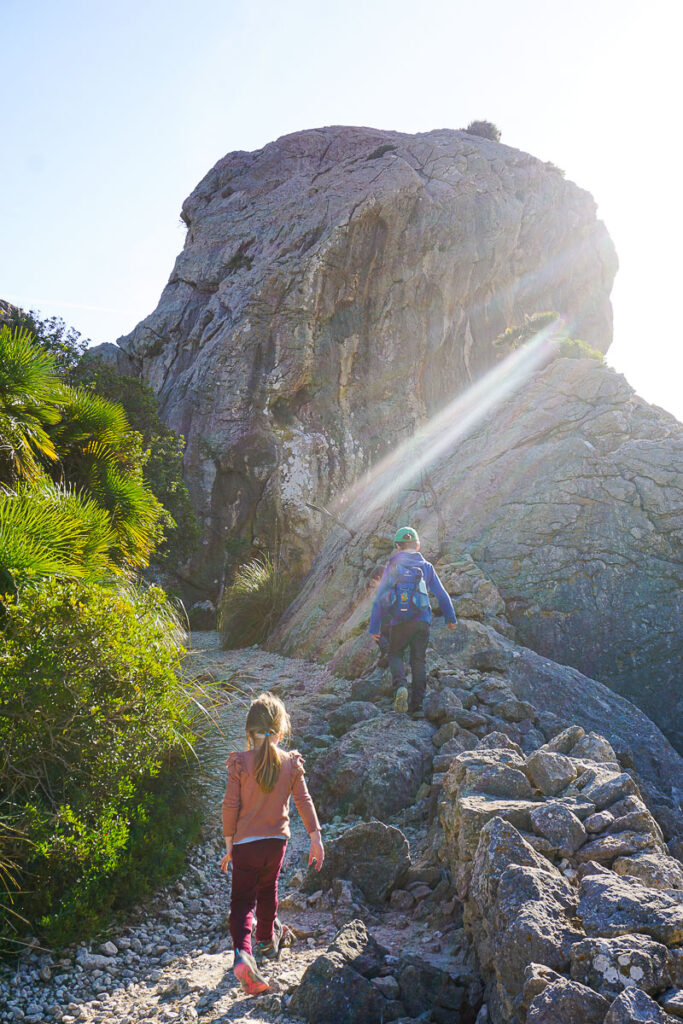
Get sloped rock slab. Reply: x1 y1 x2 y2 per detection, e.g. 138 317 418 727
578 871 683 944
525 975 610 1023
604 986 679 1023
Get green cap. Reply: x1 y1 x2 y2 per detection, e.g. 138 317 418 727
394 526 419 544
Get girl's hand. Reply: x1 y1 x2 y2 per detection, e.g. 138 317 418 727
220 839 233 872
308 830 324 871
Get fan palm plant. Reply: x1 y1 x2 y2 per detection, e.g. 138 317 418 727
0 480 116 593
0 325 63 484
50 386 164 568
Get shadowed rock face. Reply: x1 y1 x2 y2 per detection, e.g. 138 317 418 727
271 357 682 751
116 125 616 590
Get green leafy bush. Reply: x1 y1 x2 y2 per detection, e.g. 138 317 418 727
494 312 561 352
494 313 604 363
463 120 501 142
0 307 87 378
0 579 203 946
219 555 295 649
557 337 604 361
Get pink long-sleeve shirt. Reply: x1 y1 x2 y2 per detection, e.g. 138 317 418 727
222 747 320 844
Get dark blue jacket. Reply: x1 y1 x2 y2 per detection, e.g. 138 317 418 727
368 551 456 634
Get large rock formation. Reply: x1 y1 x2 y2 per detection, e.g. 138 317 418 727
271 356 683 751
115 125 616 591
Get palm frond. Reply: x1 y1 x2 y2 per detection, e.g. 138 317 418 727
0 480 116 591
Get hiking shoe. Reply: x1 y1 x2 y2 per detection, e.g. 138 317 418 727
394 686 409 713
256 917 296 959
256 917 283 959
233 950 269 995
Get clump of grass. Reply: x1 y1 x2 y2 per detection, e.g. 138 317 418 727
219 555 295 649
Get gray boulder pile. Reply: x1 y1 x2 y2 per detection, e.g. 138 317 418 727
437 723 683 1024
290 920 482 1024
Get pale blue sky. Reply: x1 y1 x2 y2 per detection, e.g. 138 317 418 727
2 0 681 418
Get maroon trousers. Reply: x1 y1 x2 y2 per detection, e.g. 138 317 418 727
229 838 287 954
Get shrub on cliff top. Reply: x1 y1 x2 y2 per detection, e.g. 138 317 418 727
464 120 501 142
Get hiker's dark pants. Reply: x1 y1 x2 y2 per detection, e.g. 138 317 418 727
375 616 391 663
230 838 287 954
388 620 430 711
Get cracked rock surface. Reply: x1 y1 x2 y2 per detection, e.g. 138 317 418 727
112 125 616 592
271 356 683 752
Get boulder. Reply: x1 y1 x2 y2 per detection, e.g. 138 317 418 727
308 713 433 819
579 769 640 811
613 851 683 891
476 732 524 757
578 871 683 945
569 731 619 765
526 750 578 796
493 865 585 999
463 819 584 1020
570 934 671 997
301 822 410 905
529 801 587 857
585 810 616 833
575 832 656 865
604 987 679 1023
525 976 610 1023
289 921 388 1024
423 688 463 725
660 989 683 1019
327 701 380 737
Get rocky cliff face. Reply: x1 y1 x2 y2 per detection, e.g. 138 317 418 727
116 125 616 591
271 357 683 752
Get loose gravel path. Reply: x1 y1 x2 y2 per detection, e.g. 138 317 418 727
1 634 460 1024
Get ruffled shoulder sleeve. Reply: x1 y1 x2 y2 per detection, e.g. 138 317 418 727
226 751 246 781
288 750 306 784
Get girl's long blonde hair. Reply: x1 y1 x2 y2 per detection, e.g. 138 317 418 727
246 692 291 793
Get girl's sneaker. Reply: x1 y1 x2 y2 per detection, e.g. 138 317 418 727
256 917 295 959
233 950 269 995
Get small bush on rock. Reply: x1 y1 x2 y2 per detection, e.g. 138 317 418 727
0 579 202 946
494 313 604 363
464 119 501 141
219 555 295 649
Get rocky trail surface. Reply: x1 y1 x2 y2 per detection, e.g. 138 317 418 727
3 630 683 1024
1 636 473 1024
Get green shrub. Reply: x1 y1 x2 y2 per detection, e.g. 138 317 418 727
494 313 604 363
493 312 561 352
463 120 501 142
0 579 205 946
557 337 604 361
219 555 295 649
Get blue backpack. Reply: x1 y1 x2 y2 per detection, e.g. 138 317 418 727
390 563 430 619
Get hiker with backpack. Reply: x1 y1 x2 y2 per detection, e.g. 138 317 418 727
369 526 457 715
220 692 324 995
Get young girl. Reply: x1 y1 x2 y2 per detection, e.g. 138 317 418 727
220 692 324 995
